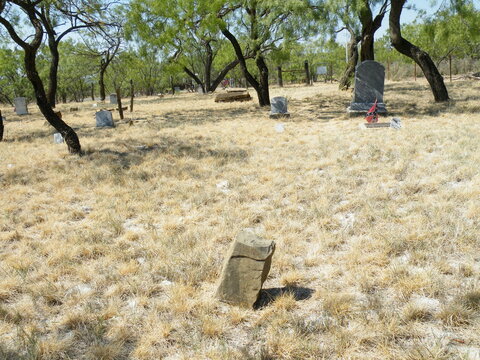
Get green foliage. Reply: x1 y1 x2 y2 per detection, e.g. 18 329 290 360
0 48 31 104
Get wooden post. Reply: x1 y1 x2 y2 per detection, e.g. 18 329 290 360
170 76 175 95
130 79 134 112
304 60 311 85
414 63 417 81
277 66 283 87
116 87 124 120
449 55 452 83
91 83 95 101
0 110 4 142
387 60 390 80
330 63 334 83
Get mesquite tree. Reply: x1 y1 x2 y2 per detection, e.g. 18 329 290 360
389 0 449 102
219 0 318 106
358 0 388 61
35 0 110 107
0 0 81 154
127 0 241 94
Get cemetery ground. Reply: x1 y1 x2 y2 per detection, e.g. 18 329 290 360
0 79 479 360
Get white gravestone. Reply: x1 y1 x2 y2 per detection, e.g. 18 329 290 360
14 97 28 115
53 133 64 143
109 94 117 104
95 110 115 127
270 97 290 118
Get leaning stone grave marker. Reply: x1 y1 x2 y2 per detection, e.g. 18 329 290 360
95 110 115 128
348 60 387 114
14 97 28 115
216 230 275 308
270 96 290 118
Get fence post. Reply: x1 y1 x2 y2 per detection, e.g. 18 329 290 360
304 60 311 85
277 66 283 87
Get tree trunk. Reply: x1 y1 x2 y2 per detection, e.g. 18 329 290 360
46 40 59 107
24 48 82 154
277 66 283 87
339 33 360 90
116 87 124 120
256 55 270 106
390 0 449 102
0 110 4 142
91 83 95 101
359 0 387 61
204 41 213 93
304 60 311 85
210 59 240 92
130 79 134 112
99 65 107 101
183 66 205 93
221 28 270 107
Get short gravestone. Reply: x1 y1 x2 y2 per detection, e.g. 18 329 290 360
348 60 387 114
197 86 204 94
53 133 64 143
95 110 115 128
216 230 275 308
270 97 290 118
14 97 28 115
174 87 181 93
109 94 117 104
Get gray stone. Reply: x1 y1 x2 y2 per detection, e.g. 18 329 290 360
14 97 28 115
270 96 290 118
53 133 64 143
348 60 387 113
390 117 402 129
109 94 117 104
95 110 115 128
216 230 275 307
317 66 327 75
197 86 204 94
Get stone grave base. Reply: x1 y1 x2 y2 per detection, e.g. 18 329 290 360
360 122 391 129
269 113 290 119
347 102 387 116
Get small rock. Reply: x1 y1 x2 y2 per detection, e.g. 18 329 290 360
216 180 231 193
275 123 285 133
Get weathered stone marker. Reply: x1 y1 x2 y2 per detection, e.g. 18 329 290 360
14 97 28 115
95 110 115 127
270 96 290 118
109 94 117 105
216 230 275 307
348 60 387 114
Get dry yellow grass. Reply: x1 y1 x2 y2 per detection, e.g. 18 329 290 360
1 79 480 359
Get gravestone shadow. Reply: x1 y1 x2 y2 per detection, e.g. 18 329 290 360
254 286 315 309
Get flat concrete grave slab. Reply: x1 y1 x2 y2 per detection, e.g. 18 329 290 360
360 118 402 129
14 97 28 115
95 110 115 127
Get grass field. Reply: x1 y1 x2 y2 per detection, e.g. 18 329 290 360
1 79 479 359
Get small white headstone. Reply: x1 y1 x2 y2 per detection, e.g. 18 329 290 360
53 133 64 143
390 117 402 129
109 94 117 104
95 110 115 127
14 97 28 115
197 86 204 94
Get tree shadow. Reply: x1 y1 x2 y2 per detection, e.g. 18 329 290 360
254 286 315 309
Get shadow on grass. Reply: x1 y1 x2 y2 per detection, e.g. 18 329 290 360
82 135 250 169
254 286 315 309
